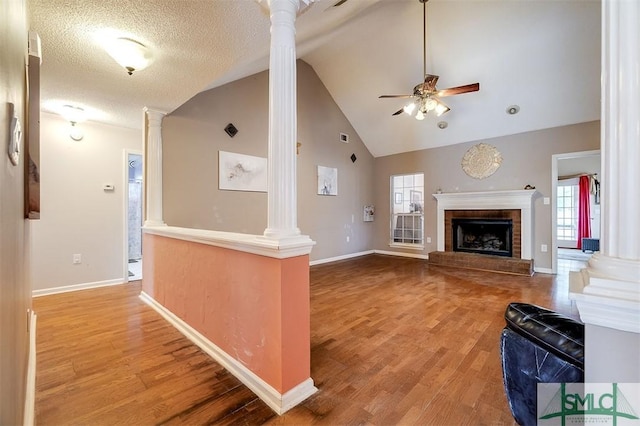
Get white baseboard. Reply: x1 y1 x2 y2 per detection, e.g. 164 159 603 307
23 310 37 426
32 278 124 298
534 267 554 274
309 250 374 266
139 291 317 415
374 250 429 260
310 250 429 266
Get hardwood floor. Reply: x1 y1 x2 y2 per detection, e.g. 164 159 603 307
34 255 581 425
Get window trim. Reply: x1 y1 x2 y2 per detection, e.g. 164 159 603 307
389 173 424 249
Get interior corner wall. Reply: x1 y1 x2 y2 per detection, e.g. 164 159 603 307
373 121 600 270
30 113 141 291
162 60 375 261
0 0 30 423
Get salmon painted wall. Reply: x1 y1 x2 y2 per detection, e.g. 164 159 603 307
142 233 310 393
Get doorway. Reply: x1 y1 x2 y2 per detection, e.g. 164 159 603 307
551 150 601 274
126 152 143 281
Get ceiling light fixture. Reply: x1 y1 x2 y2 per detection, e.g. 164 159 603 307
103 37 152 75
506 105 520 115
60 105 87 141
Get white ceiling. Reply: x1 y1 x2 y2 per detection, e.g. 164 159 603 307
29 0 601 158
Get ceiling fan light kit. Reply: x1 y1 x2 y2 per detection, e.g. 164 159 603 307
379 0 479 119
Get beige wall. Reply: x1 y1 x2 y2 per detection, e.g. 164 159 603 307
163 60 375 261
0 0 30 423
31 113 141 291
373 121 600 270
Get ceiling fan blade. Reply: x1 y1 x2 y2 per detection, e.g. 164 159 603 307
436 82 480 97
379 94 415 99
392 108 404 116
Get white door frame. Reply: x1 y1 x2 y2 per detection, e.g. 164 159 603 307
551 149 600 274
123 149 143 282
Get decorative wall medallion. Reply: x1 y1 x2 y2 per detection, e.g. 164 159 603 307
461 143 502 179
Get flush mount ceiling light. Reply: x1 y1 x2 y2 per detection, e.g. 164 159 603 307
103 37 153 75
60 105 87 141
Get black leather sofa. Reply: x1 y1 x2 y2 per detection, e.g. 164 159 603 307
500 302 584 426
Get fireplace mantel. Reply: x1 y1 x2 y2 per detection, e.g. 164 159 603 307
433 190 538 260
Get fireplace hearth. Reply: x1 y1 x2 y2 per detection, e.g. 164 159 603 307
452 218 513 257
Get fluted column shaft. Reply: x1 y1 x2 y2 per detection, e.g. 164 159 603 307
263 0 301 239
599 0 640 262
144 108 167 227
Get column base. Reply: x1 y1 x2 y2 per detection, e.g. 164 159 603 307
256 232 316 255
569 255 640 334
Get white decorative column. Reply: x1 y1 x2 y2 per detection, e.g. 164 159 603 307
570 0 640 382
143 108 167 227
260 0 314 245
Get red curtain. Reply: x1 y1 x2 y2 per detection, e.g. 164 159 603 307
577 175 591 249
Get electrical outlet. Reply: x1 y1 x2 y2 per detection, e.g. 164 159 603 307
541 244 548 252
73 253 82 264
426 237 432 243
346 236 350 243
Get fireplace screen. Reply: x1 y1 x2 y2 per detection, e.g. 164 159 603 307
452 218 513 257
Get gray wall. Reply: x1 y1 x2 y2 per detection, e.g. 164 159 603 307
163 60 375 261
163 62 599 268
0 0 30 423
373 121 600 270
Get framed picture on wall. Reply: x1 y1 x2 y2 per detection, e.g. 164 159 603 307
317 165 338 196
364 205 374 222
218 151 267 192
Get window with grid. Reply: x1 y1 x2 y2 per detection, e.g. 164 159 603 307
557 183 578 241
390 173 424 247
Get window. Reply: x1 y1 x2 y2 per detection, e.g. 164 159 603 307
557 181 579 242
390 173 424 247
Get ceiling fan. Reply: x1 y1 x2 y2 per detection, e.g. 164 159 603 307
379 0 479 119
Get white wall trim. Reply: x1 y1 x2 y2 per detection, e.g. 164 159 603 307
534 267 554 274
139 291 317 415
374 250 428 260
310 250 374 266
32 278 124 297
144 225 315 259
23 311 36 426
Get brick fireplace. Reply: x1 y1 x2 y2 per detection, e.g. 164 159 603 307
430 190 538 275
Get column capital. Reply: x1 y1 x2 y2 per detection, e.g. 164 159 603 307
255 0 317 14
144 108 167 127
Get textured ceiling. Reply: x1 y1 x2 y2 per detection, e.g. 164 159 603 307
29 0 600 157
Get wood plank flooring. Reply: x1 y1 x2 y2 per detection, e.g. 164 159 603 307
34 255 581 425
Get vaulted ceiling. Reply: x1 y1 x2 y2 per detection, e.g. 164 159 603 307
29 0 601 157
